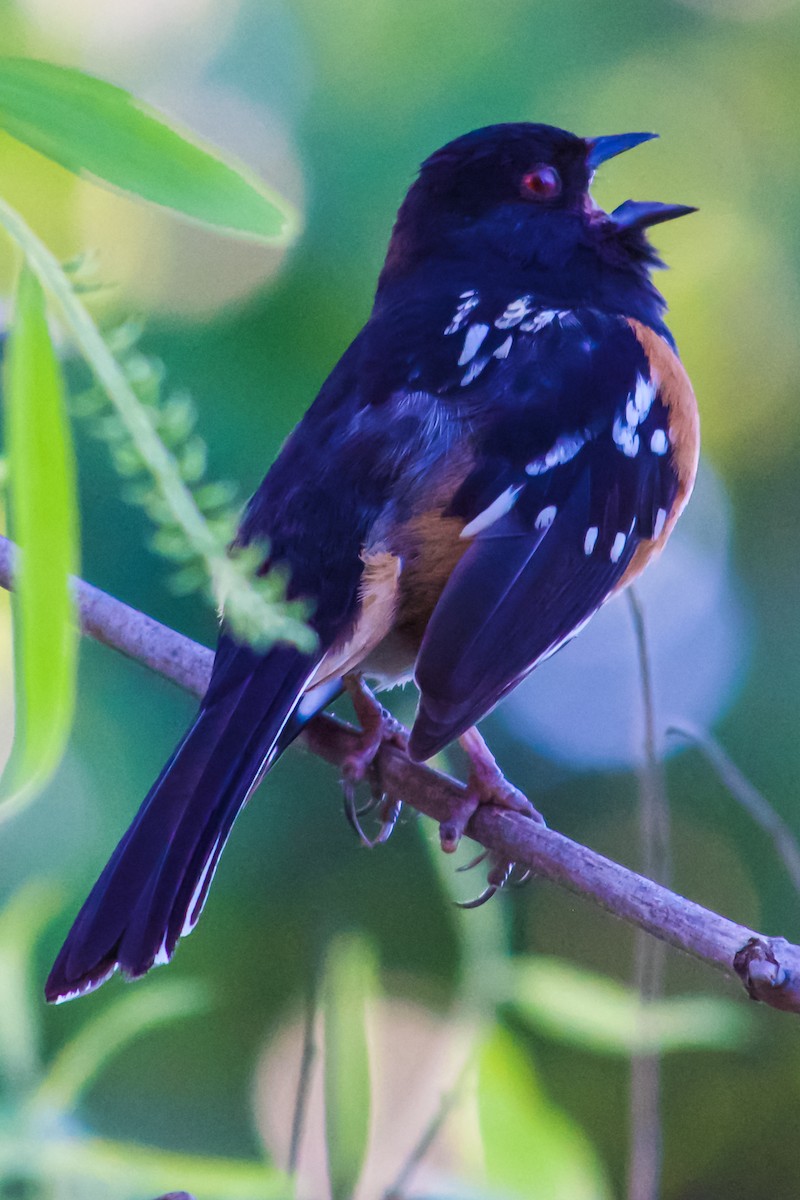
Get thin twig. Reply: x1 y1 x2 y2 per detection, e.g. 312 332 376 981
626 589 669 1200
288 974 319 1187
1 533 800 1015
382 1049 476 1200
627 589 671 887
668 722 800 899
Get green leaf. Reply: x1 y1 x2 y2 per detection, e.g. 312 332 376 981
0 196 316 655
40 1136 291 1199
322 932 376 1200
509 956 751 1055
478 1028 611 1200
0 882 63 1093
33 980 210 1113
1 265 80 818
0 57 299 243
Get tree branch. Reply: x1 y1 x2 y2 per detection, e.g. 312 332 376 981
1 533 798 1015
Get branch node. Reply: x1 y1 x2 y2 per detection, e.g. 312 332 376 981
734 937 794 1007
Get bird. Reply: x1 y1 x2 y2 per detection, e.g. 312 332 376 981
46 122 699 1003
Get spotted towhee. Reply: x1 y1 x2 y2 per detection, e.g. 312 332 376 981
47 123 699 1002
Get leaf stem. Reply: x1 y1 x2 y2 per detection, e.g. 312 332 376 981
0 195 313 652
668 722 800 900
626 588 670 1200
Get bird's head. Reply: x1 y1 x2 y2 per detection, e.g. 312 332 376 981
379 123 695 314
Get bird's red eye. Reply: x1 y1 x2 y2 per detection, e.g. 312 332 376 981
521 164 562 201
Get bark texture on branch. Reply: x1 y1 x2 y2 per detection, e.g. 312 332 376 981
1 533 798 1015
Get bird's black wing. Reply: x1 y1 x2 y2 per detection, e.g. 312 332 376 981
409 308 678 760
46 329 413 1001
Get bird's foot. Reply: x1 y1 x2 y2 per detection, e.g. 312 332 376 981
340 674 407 847
441 726 544 907
341 673 409 779
439 725 543 853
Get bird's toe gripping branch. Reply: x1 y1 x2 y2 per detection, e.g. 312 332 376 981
338 677 544 904
441 725 546 907
340 674 408 847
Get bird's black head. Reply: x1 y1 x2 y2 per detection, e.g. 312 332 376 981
378 123 695 324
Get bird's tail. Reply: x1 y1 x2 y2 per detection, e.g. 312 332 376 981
45 644 317 1003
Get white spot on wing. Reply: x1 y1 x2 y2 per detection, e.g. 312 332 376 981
520 308 557 332
610 531 627 563
493 334 513 359
650 429 668 455
460 484 523 538
631 374 655 420
458 322 490 365
535 505 557 531
612 413 640 458
495 296 534 328
526 431 586 475
584 526 598 556
445 290 479 334
461 355 490 386
614 373 656 458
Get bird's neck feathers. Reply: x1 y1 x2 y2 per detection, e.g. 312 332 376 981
377 200 671 337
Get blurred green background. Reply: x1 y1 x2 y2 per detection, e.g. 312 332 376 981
1 0 800 1197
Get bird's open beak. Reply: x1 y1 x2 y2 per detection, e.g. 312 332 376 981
584 132 697 230
608 198 697 230
585 131 658 170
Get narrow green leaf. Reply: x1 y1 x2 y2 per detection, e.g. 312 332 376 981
0 56 297 243
0 57 299 243
509 956 751 1055
0 882 63 1093
40 1136 290 1199
1 265 79 818
478 1028 611 1200
322 932 376 1200
32 980 210 1114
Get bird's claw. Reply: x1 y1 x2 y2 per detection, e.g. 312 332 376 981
456 856 514 909
340 675 407 847
455 851 537 907
444 726 544 905
456 850 490 874
373 798 402 845
342 783 374 845
343 785 403 849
